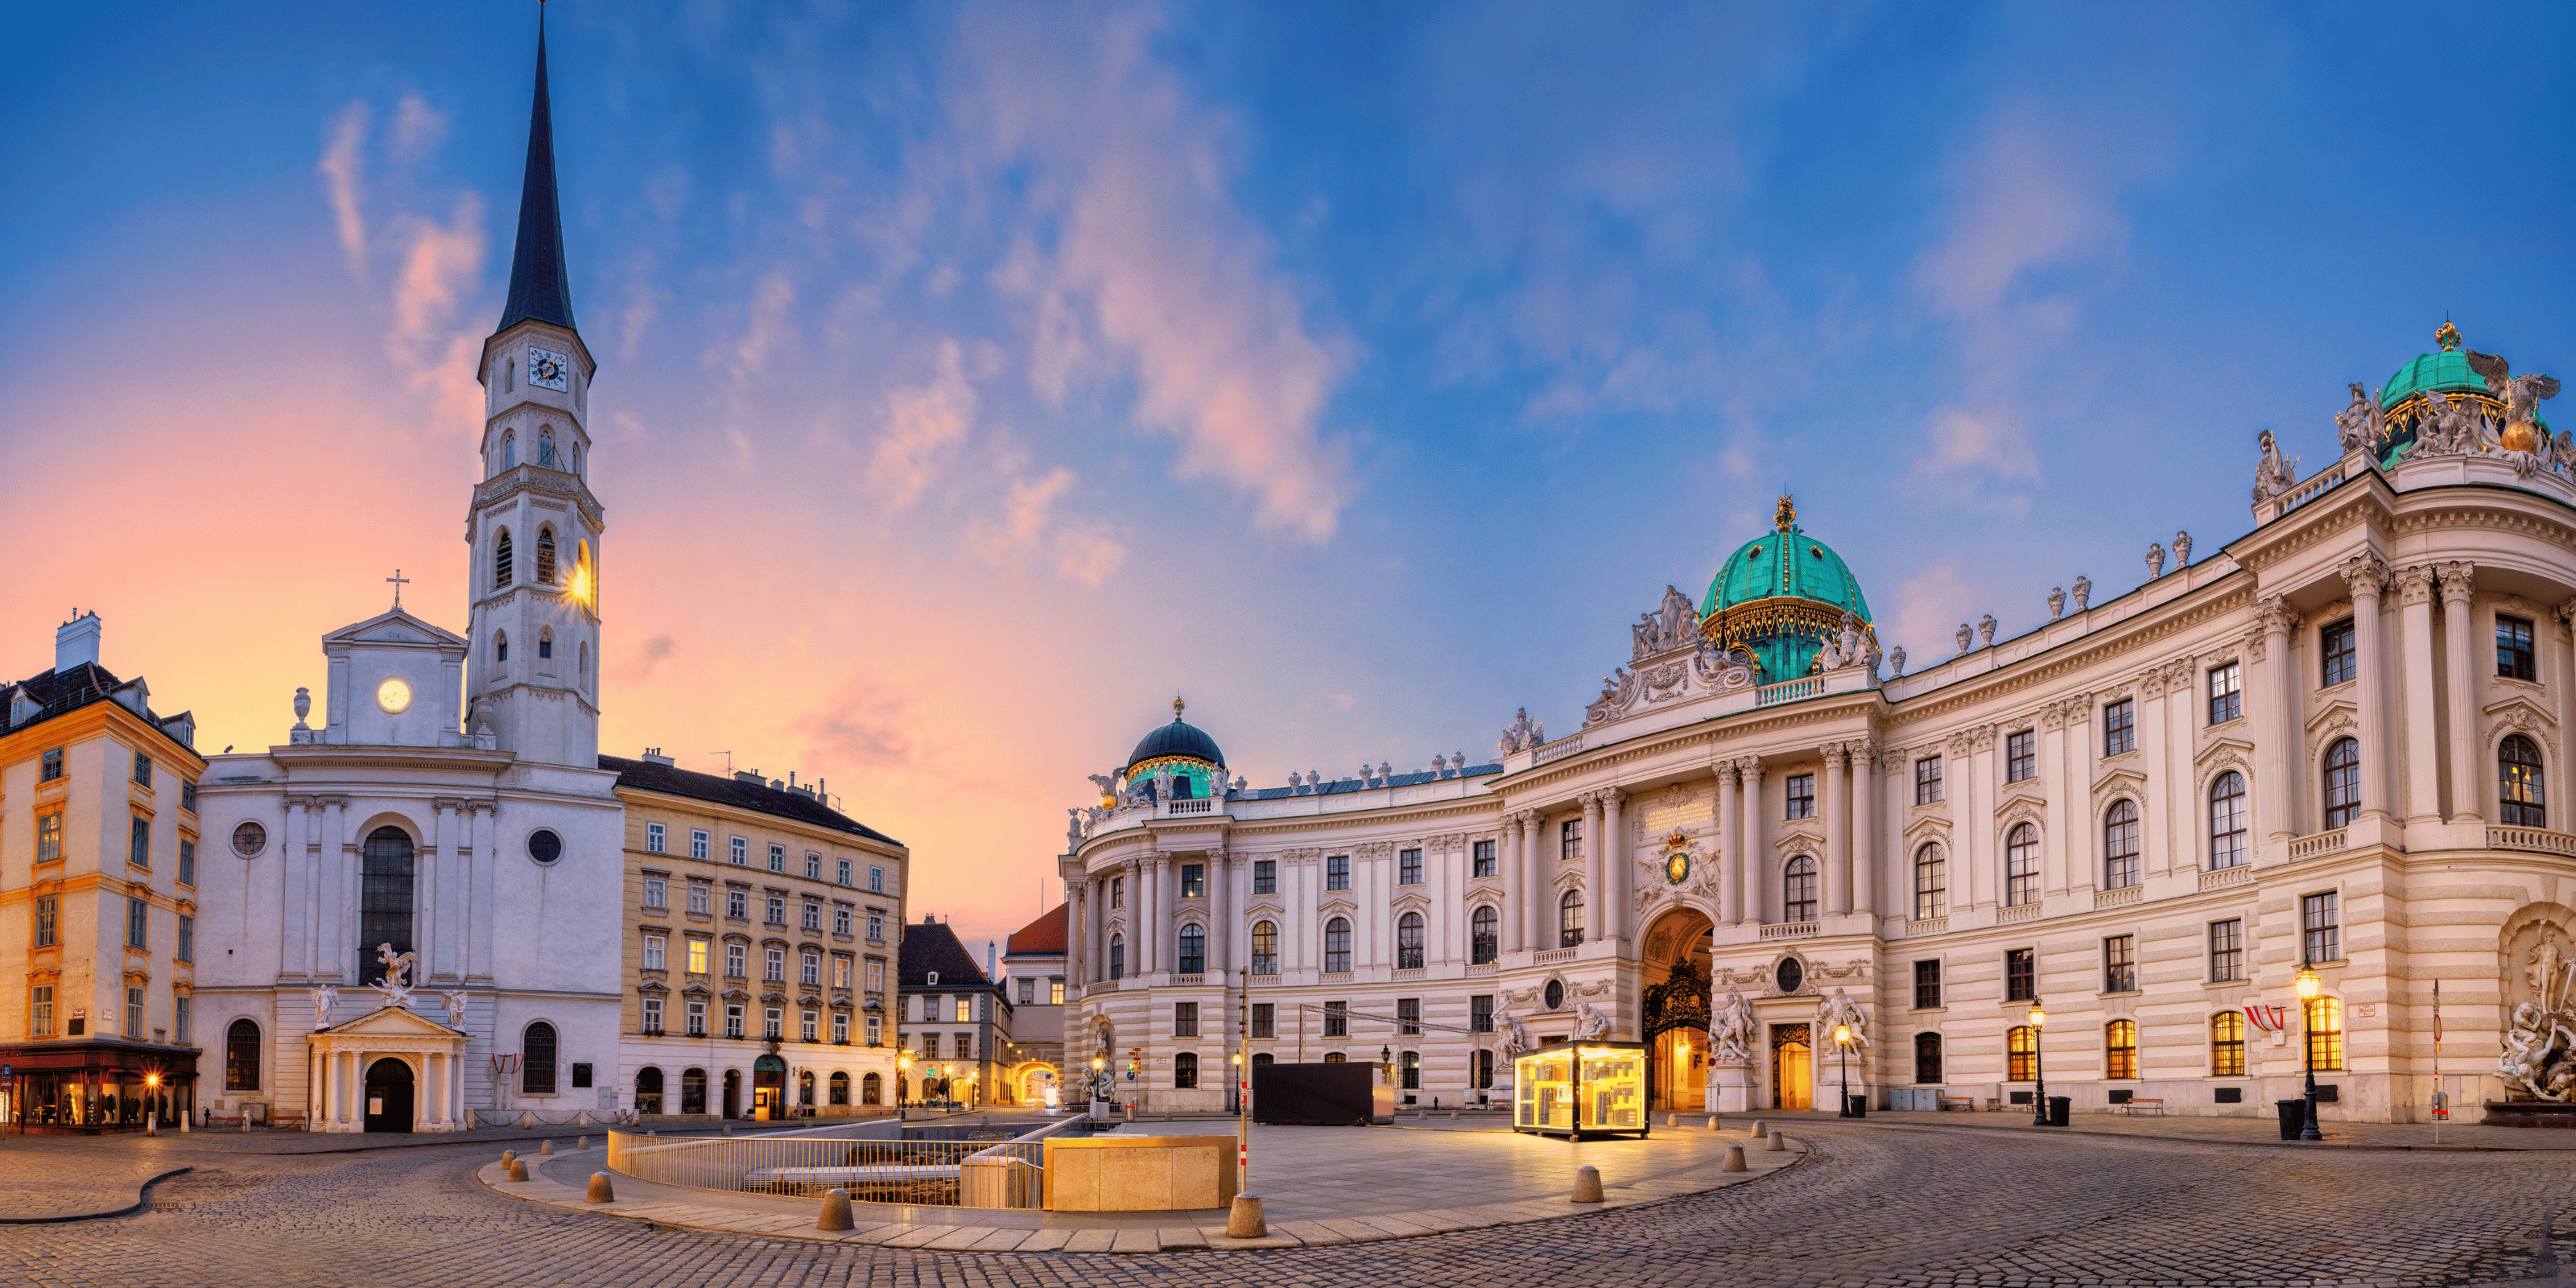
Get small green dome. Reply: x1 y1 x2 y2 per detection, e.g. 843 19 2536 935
1698 496 1874 680
2375 323 2545 468
2379 349 2490 407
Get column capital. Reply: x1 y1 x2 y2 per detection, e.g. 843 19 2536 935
1599 786 1625 807
1821 742 1849 769
2342 552 2391 600
2393 563 2438 607
2254 592 2301 637
1737 757 1766 783
2437 559 2478 605
1580 792 1604 817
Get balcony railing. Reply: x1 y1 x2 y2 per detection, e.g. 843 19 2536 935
1757 921 1819 940
1167 974 1204 986
2491 826 2576 857
1532 947 1579 964
1533 734 1587 766
2198 865 2255 892
2095 886 2142 910
2289 829 2348 861
1464 963 1498 976
1903 918 1948 937
1996 902 2045 924
1162 798 1216 817
1757 677 1823 708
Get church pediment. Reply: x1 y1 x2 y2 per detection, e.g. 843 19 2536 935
315 1001 466 1038
322 607 469 651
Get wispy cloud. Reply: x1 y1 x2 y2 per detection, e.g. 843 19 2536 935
967 465 1127 585
318 101 369 275
869 338 976 512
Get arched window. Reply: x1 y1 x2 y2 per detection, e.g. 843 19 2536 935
1108 934 1125 980
502 429 516 468
2502 734 2546 827
1469 906 1499 964
1913 1031 1942 1084
571 443 581 475
1177 923 1205 974
493 529 514 588
1397 911 1425 969
1253 1051 1275 1067
522 1022 558 1094
681 1067 708 1114
1783 857 1817 923
1250 920 1278 975
798 1069 815 1105
538 429 556 469
2323 737 2362 828
1174 1051 1199 1088
2103 800 2140 890
2305 997 2344 1071
358 827 415 986
2104 1020 2138 1080
2004 824 2039 906
494 630 509 665
537 626 554 663
535 526 557 584
225 1018 261 1091
2210 772 2248 869
1558 889 1585 946
2211 1011 2247 1077
634 1067 664 1115
1324 918 1352 973
1913 844 1946 921
2005 1025 2037 1081
861 1071 882 1105
828 1071 849 1105
506 361 515 394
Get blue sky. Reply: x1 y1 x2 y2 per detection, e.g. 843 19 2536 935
5 1 2571 946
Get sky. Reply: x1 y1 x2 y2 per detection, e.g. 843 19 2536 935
5 1 2573 960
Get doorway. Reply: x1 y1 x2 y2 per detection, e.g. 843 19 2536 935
722 1069 741 1119
363 1058 415 1133
752 1055 786 1121
1770 1024 1812 1110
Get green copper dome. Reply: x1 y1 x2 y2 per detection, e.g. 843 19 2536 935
1698 495 1875 681
2375 322 2545 467
2379 349 2489 407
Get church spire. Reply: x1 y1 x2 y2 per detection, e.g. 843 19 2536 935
496 10 576 336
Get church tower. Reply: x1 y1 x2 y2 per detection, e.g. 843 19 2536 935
465 15 601 766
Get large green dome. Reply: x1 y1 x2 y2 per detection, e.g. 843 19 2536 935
2375 321 2545 467
1698 496 1874 681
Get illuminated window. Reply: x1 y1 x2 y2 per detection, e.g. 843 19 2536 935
1913 844 1946 920
2006 1026 2036 1081
2104 1020 2138 1079
2103 799 2140 889
2211 1011 2247 1077
2305 997 2344 1071
2210 773 2248 869
2502 735 2546 828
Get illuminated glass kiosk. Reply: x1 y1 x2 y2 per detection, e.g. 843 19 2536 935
1513 1040 1650 1140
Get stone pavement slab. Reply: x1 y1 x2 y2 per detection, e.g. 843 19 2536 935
0 1158 191 1223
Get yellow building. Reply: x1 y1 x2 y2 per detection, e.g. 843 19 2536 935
606 750 907 1119
0 613 208 1130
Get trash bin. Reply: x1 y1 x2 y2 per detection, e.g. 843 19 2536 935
2275 1099 2306 1141
2047 1096 2071 1127
1845 1094 1868 1118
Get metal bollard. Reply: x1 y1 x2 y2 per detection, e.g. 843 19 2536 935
585 1172 616 1203
1723 1142 1748 1172
817 1187 856 1232
1571 1165 1604 1203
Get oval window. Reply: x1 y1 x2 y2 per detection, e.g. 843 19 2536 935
1776 957 1806 993
527 829 564 865
1543 979 1566 1010
232 820 267 857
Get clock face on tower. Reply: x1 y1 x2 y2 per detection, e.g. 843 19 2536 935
376 678 413 714
527 346 570 391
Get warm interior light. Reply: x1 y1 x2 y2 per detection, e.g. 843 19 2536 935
2296 966 2321 999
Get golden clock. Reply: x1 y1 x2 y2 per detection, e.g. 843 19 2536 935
376 677 412 714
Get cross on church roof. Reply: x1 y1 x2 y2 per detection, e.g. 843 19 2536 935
386 568 410 609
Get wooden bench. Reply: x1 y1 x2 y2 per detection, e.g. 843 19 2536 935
2109 1097 2165 1116
1937 1096 1977 1113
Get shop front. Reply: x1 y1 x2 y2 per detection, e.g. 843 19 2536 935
1 1039 200 1133
1511 1040 1650 1140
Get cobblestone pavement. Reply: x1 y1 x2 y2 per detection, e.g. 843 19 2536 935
0 1119 2562 1286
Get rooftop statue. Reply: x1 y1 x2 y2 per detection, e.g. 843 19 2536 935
2467 349 2562 456
1632 584 1701 659
2335 382 2384 456
2253 428 2297 502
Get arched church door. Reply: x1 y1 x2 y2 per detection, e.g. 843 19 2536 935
363 1059 415 1133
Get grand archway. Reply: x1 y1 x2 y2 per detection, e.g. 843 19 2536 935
1640 906 1715 1110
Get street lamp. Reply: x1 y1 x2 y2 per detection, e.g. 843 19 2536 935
2297 964 2323 1141
144 1072 162 1136
2027 1000 2050 1127
897 1053 911 1126
1833 1024 1854 1118
1091 1056 1106 1118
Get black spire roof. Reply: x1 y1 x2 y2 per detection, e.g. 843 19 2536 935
495 16 576 336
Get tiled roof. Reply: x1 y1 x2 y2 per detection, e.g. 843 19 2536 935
899 919 992 989
1237 764 1503 802
599 755 902 848
3 661 194 753
1005 903 1067 957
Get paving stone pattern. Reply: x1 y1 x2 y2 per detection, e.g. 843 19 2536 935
0 1119 2565 1286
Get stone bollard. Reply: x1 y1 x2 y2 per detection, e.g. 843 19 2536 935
1765 1129 1785 1152
146 1115 157 1137
585 1172 615 1203
180 1113 190 1133
1748 1119 1767 1139
722 1123 733 1137
539 1139 554 1156
502 1150 518 1165
817 1188 856 1232
1227 1193 1268 1238
506 1158 530 1183
1706 1115 1722 1131
1571 1165 1604 1203
577 1135 588 1152
520 1110 533 1130
1723 1142 1748 1172
242 1116 253 1133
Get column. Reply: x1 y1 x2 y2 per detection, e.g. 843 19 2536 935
2133 675 2167 886
1436 840 1457 963
1137 860 1158 976
1581 793 1606 942
435 799 463 978
1210 851 1232 981
1712 763 1738 924
1967 732 1996 907
1599 787 1626 942
320 797 347 980
2255 597 2300 846
1502 815 1525 953
309 1046 324 1124
2440 562 2480 822
2164 663 2194 874
284 798 312 978
2394 564 2442 824
2038 711 2069 894
1361 849 1381 968
2558 603 2576 817
425 1051 443 1126
1853 744 1879 917
2347 556 2395 821
469 803 497 980
1520 812 1546 950
1822 745 1851 915
1738 761 1766 924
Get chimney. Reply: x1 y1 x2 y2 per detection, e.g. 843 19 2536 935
641 746 675 767
56 610 101 673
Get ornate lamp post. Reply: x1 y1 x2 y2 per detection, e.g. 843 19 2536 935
897 1053 911 1127
1834 1025 1854 1118
2028 1000 2050 1127
2297 964 2323 1141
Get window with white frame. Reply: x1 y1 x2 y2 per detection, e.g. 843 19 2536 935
643 934 666 971
690 829 709 860
724 1004 745 1038
768 843 786 873
1915 755 1943 804
762 1006 782 1038
644 877 667 910
730 836 749 865
725 943 746 977
647 822 666 852
686 998 708 1036
764 947 784 981
803 952 820 986
834 906 852 935
687 884 710 914
642 997 664 1033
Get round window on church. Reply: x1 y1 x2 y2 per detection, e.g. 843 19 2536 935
1543 979 1565 1011
527 829 564 865
232 821 267 857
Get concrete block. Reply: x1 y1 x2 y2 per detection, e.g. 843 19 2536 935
1765 1129 1785 1151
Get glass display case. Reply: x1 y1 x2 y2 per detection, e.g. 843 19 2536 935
1512 1040 1650 1140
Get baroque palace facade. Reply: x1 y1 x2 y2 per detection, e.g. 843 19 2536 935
1066 323 2574 1122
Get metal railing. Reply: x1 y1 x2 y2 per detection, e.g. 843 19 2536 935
606 1117 1080 1209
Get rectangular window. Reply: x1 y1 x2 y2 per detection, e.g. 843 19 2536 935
803 952 820 986
1175 1001 1199 1038
686 999 708 1036
762 1007 780 1039
2208 662 2243 724
2006 729 2037 782
766 895 786 926
725 1005 745 1039
2103 935 2136 993
2321 619 2357 687
1110 877 1124 908
726 890 747 919
1472 994 1494 1033
1181 863 1205 898
1398 848 1422 885
837 857 853 886
865 1014 881 1046
768 843 786 873
1913 847 1947 921
1785 774 1814 819
804 852 822 879
2209 919 2243 982
766 947 785 982
867 910 884 941
2306 997 2344 1071
1254 859 1277 894
1324 1001 1348 1038
832 906 849 935
175 994 191 1045
869 865 884 893
34 895 59 948
643 934 667 971
690 829 709 860
644 878 667 910
134 750 153 786
832 1012 849 1043
1560 818 1583 860
35 812 61 865
866 960 883 993
956 996 973 1023
179 839 196 887
2302 891 2341 963
2500 614 2538 681
181 781 197 813
1018 978 1034 1005
799 902 819 931
647 822 666 853
130 815 151 868
1252 1002 1275 1038
730 836 749 865
725 943 745 977
2211 1011 2247 1077
178 914 195 963
39 746 64 782
126 986 146 1038
2103 699 2135 756
2004 948 2036 1002
834 958 851 989
687 884 710 914
687 939 709 975
29 985 53 1037
1472 840 1497 877
1051 980 1065 1005
801 1010 817 1042
1913 960 1941 1010
1327 855 1350 890
1914 756 1943 805
642 997 664 1034
128 897 149 949
1397 997 1420 1035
